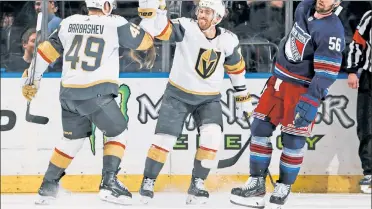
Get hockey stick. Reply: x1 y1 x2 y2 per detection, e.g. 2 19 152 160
201 111 252 169
25 12 49 125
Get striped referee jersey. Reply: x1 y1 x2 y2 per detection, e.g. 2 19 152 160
347 10 372 73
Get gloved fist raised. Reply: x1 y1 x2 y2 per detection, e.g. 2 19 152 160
293 94 319 128
234 90 254 120
21 69 40 101
138 0 161 18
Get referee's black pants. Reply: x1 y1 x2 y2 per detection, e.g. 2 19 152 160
357 70 372 175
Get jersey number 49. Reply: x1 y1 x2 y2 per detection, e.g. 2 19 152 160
65 35 105 71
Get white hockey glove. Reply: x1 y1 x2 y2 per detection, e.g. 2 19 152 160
234 89 254 120
21 68 41 101
138 0 160 18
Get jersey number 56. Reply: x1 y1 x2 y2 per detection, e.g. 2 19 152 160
328 37 341 52
65 35 105 71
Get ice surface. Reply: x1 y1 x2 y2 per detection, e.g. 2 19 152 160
1 192 371 209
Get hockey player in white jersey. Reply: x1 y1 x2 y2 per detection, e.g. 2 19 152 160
136 0 254 204
21 0 155 205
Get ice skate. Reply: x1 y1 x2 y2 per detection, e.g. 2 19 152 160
268 182 291 209
186 176 209 205
230 176 266 208
139 177 156 204
35 172 67 205
360 175 371 194
98 169 132 205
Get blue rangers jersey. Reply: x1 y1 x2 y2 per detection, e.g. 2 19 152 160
273 0 345 100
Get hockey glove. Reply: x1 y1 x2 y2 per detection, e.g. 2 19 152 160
138 0 161 18
234 90 254 120
21 69 40 101
293 94 319 128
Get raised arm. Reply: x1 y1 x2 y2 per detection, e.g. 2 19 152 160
138 0 186 43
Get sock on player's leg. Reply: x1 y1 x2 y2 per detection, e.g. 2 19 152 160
250 136 273 177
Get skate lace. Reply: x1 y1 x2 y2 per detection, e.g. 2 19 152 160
115 177 128 191
365 175 372 180
143 178 155 191
273 183 290 198
195 178 205 190
241 177 258 190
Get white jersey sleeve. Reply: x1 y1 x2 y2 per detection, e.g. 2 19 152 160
221 29 246 90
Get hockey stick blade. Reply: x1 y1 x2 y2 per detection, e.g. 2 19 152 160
26 102 49 124
201 135 251 169
24 13 48 125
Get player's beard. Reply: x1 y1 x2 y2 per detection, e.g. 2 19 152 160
198 18 212 31
315 1 334 14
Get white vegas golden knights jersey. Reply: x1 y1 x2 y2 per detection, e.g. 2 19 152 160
154 17 246 96
59 15 127 88
32 14 153 100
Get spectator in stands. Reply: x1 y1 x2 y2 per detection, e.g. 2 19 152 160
232 0 285 44
34 0 62 35
6 28 36 72
1 10 15 69
1 12 14 29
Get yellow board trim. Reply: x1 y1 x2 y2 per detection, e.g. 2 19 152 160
0 175 364 193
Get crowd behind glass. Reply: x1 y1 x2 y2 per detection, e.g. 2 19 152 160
0 0 371 73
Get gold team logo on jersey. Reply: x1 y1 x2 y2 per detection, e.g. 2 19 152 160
195 48 222 79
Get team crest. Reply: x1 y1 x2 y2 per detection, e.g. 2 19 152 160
195 48 222 79
285 23 311 62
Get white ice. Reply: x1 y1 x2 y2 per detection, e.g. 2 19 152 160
1 192 371 209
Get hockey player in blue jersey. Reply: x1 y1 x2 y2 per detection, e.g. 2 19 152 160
230 0 345 208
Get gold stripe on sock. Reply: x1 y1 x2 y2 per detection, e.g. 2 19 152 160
103 141 126 159
50 148 73 169
147 144 168 163
195 146 217 161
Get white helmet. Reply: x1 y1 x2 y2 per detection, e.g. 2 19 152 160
85 0 117 15
196 0 226 25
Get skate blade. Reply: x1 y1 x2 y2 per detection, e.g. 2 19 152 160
99 189 132 205
186 195 208 205
140 195 152 204
361 185 371 194
34 195 56 205
229 194 265 208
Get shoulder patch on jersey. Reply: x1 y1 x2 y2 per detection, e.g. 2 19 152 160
284 22 311 62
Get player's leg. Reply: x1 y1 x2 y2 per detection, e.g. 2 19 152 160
139 94 191 202
186 100 223 204
230 76 282 208
357 71 372 194
268 82 309 208
36 99 90 204
85 95 131 204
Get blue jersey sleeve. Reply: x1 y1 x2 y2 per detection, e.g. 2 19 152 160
308 25 345 100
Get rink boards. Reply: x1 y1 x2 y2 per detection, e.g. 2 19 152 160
0 75 364 193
